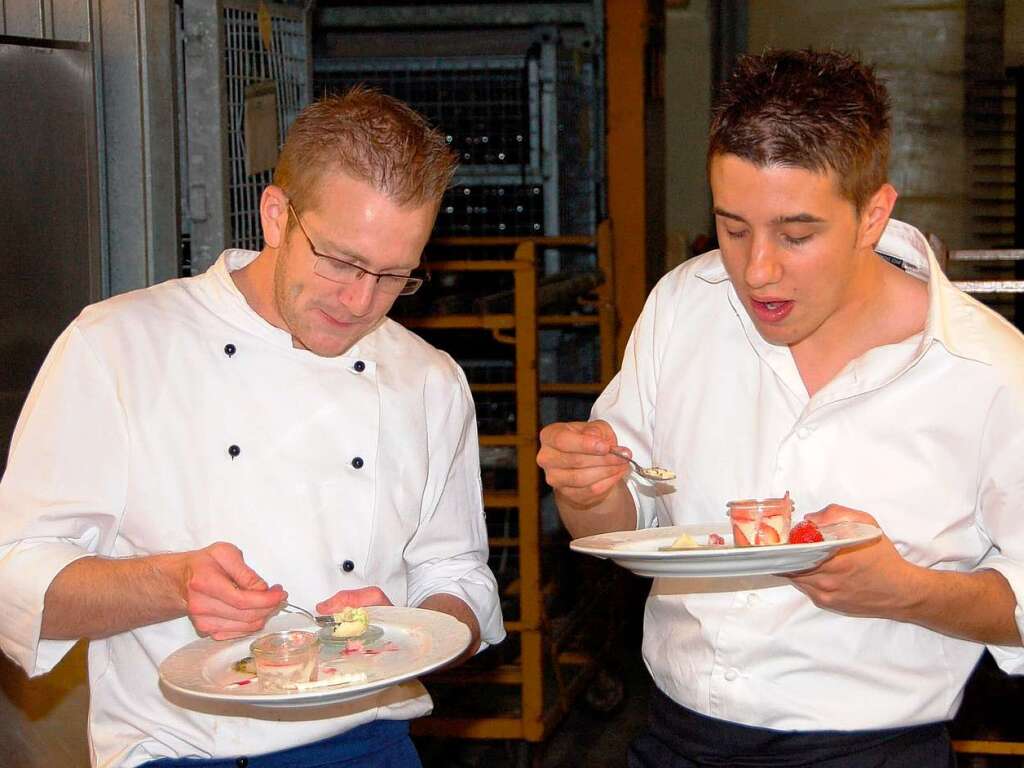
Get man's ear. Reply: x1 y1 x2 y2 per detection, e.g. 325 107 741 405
858 183 898 250
260 185 290 249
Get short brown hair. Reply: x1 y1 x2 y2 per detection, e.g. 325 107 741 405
708 49 891 210
274 85 458 211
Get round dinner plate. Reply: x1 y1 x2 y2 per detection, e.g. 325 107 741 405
570 521 882 578
159 606 470 708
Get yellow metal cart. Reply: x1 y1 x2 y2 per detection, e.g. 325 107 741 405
401 224 618 747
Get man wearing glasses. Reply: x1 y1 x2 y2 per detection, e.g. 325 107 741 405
0 88 504 767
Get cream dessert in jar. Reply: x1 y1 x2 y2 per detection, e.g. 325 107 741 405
727 492 793 546
250 630 319 692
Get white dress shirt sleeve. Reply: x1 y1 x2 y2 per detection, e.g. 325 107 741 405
404 363 505 648
974 382 1024 671
591 272 682 530
0 323 129 676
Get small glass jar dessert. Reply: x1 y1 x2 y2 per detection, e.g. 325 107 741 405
249 630 319 692
727 492 793 546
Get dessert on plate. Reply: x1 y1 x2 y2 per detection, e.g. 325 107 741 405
331 607 370 639
727 492 794 546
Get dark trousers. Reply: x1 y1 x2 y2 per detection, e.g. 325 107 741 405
628 686 957 768
141 720 421 768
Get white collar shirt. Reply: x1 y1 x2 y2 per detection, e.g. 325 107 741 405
591 219 1024 730
0 250 505 766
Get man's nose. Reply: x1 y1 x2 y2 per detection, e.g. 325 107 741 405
340 275 377 316
744 233 783 288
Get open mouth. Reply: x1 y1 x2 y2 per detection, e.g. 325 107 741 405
750 298 794 323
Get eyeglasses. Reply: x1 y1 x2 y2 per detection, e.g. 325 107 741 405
287 204 427 296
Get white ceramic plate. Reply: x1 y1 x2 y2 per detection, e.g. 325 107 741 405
159 606 470 708
570 521 882 578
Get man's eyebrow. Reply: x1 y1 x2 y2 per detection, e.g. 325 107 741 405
773 213 826 225
713 208 826 226
713 207 746 223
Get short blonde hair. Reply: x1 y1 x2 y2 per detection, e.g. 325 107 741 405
274 85 458 211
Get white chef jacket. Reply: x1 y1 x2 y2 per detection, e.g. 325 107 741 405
0 250 505 766
592 219 1024 730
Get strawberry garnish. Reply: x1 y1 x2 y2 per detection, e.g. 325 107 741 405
788 520 824 544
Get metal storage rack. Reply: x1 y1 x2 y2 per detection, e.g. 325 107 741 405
312 6 604 241
180 0 312 274
395 224 617 745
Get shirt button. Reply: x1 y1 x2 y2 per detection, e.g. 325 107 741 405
797 427 811 439
724 668 739 682
354 360 366 372
228 444 241 459
746 593 759 606
351 456 364 469
224 343 236 357
341 560 355 572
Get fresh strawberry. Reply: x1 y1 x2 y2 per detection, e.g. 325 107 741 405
788 520 824 544
707 533 726 546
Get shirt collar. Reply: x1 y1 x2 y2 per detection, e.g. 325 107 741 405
693 218 991 366
874 219 990 365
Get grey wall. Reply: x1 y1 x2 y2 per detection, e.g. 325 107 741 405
664 0 713 271
95 0 181 293
747 1 972 247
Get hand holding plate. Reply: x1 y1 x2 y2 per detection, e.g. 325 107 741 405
784 505 918 619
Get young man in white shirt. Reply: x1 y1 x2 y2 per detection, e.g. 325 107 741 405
538 49 1024 766
0 87 504 767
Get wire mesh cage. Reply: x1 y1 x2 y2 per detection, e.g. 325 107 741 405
313 37 599 239
221 3 310 251
316 56 537 173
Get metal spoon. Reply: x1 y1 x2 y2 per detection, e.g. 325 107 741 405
281 602 335 627
609 447 676 482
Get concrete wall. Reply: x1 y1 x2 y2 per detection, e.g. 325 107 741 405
747 1 971 248
664 0 713 270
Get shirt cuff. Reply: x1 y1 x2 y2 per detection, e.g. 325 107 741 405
0 541 91 676
408 565 506 649
977 555 1024 672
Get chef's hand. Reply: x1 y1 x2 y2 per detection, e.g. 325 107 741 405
180 542 286 640
537 419 631 509
316 586 393 615
785 505 916 620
